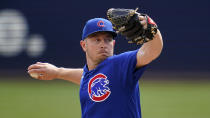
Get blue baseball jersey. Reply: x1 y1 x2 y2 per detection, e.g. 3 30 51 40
79 49 147 118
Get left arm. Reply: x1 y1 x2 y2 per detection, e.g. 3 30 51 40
136 29 163 68
107 8 163 68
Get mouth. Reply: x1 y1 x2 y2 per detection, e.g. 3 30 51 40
98 50 110 57
99 50 108 54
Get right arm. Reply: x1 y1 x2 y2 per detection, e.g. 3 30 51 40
27 62 83 85
56 67 83 85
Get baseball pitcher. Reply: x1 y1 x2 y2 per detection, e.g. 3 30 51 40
28 8 163 118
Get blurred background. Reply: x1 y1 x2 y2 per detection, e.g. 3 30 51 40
0 0 209 118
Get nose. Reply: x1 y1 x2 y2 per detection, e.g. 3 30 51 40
100 39 107 49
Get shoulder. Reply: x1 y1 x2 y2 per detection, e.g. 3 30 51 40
107 49 139 62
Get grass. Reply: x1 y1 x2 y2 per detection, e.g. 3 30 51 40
0 79 81 118
0 78 210 118
140 80 210 118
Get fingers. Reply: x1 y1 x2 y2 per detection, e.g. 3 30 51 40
27 62 56 81
28 69 47 80
27 62 47 78
28 68 45 74
138 15 147 29
37 74 45 80
140 20 147 26
139 15 145 21
28 64 44 70
36 62 49 65
139 17 147 29
28 62 49 70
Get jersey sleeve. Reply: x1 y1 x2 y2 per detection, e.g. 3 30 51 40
110 49 147 87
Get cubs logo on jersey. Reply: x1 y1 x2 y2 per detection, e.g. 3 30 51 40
88 73 111 102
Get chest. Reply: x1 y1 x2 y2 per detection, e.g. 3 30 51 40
81 63 133 106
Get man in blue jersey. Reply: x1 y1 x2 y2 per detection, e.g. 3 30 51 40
28 14 163 118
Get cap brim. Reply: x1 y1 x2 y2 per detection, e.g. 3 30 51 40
106 31 117 38
83 31 117 40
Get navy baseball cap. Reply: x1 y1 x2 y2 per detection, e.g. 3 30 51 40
82 18 117 40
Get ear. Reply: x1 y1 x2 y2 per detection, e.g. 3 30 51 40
80 40 86 52
113 40 116 47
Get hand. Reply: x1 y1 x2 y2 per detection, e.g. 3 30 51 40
107 8 158 44
138 15 147 29
27 62 59 80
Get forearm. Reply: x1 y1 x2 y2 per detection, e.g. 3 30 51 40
137 30 163 67
56 68 83 85
28 62 83 85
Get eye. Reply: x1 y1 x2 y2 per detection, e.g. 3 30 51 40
105 38 113 42
95 38 100 42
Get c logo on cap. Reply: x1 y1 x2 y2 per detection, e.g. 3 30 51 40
97 20 105 27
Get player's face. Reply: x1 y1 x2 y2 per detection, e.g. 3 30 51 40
80 32 115 64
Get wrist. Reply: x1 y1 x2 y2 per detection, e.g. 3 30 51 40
55 67 63 79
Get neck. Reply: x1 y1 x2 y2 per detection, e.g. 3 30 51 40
86 58 100 71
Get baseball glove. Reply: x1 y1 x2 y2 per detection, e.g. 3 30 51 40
107 8 158 45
